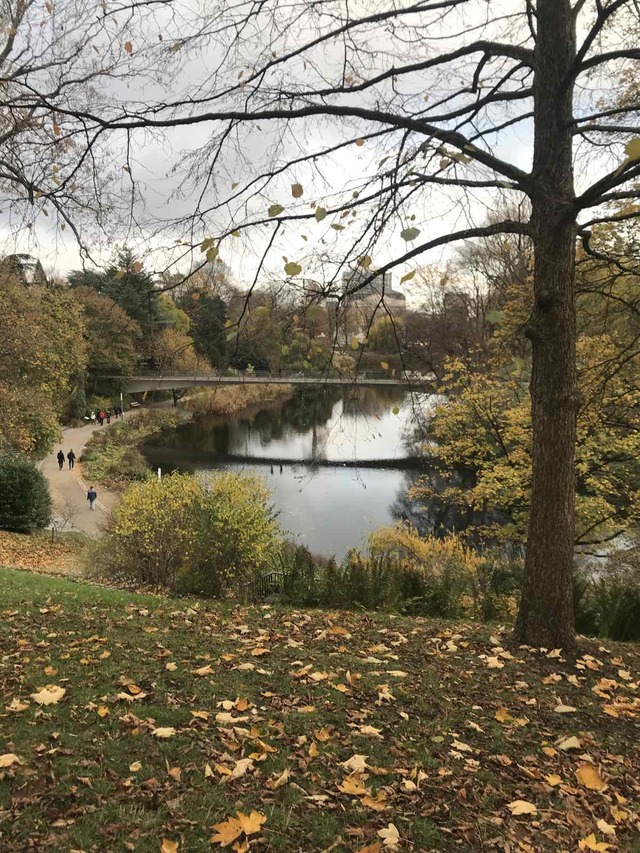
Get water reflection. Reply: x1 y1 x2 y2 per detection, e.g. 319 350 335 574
142 388 483 558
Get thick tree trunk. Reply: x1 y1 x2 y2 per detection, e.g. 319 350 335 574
514 0 578 649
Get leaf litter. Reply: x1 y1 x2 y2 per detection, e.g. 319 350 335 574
0 569 639 851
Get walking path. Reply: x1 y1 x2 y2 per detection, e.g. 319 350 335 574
40 418 124 537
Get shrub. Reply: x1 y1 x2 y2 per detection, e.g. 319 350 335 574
101 471 281 597
575 545 640 641
105 472 202 587
0 454 52 532
180 472 282 597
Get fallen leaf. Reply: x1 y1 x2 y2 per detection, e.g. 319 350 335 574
507 800 538 816
576 762 607 791
30 685 65 705
578 834 612 852
338 773 370 796
152 727 176 739
192 664 213 676
596 819 616 836
554 703 577 713
0 753 22 768
266 767 291 789
129 761 142 772
160 839 179 853
558 736 581 751
377 823 400 848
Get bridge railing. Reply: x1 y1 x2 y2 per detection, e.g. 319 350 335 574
101 368 436 384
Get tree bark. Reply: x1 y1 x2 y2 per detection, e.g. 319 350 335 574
514 0 578 649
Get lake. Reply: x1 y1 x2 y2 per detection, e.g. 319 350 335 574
141 387 442 558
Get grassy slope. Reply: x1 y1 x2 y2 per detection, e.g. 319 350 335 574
0 567 639 852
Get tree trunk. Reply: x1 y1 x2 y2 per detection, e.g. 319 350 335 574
514 0 578 649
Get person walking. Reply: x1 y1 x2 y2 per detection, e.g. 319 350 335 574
87 486 97 511
56 449 65 471
98 411 105 426
106 409 111 424
67 449 76 469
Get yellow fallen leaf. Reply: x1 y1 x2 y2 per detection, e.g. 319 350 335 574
129 761 142 772
507 800 538 816
192 664 213 676
576 762 607 791
231 758 254 779
596 819 616 836
191 710 210 720
210 815 243 846
554 703 577 713
558 736 581 750
251 647 270 657
152 727 176 738
237 810 266 836
341 755 369 773
30 685 65 705
6 698 29 713
495 707 512 723
610 806 628 822
377 823 400 848
359 725 383 738
309 671 328 682
160 840 179 853
266 767 291 789
0 753 22 768
338 773 370 796
97 705 109 718
165 662 177 671
362 793 388 811
578 834 612 852
544 774 563 786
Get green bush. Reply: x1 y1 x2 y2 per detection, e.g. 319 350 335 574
0 453 52 532
279 531 522 621
575 545 640 641
100 471 282 597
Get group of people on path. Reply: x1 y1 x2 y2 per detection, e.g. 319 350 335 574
87 406 123 426
57 449 75 470
55 448 98 510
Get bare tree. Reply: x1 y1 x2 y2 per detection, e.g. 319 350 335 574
6 0 640 647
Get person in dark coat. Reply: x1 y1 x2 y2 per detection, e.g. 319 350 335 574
87 486 97 510
67 449 76 469
56 449 65 470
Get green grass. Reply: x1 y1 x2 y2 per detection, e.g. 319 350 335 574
0 567 639 852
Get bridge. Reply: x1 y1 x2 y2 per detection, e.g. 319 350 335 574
101 371 436 393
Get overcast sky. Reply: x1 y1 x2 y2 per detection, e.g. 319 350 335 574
0 0 634 301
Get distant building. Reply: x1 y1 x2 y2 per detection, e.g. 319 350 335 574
0 254 48 286
338 268 406 343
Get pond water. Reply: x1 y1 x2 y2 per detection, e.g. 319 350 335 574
141 388 445 558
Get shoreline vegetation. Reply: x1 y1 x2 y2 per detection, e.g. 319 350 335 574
80 384 293 490
183 381 292 416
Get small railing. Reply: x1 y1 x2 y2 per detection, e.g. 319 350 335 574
246 571 288 600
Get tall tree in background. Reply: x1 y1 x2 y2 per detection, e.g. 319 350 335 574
6 0 640 647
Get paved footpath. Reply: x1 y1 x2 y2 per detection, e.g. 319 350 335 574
40 418 124 537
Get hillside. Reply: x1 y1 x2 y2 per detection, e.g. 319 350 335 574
0 568 638 852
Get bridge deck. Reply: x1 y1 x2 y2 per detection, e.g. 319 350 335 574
102 373 435 393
